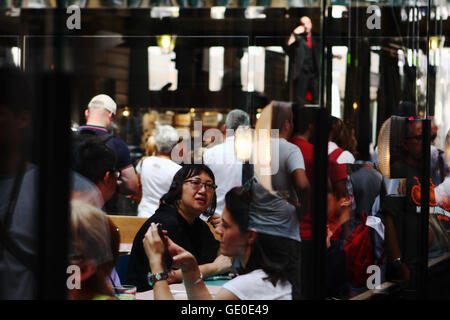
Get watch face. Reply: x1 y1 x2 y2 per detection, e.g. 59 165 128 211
148 272 168 287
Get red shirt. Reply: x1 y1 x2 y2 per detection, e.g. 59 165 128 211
328 147 347 241
289 138 348 241
328 147 348 185
289 137 315 240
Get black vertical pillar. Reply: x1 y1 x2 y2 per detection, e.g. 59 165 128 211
377 41 401 134
36 71 71 300
129 39 150 109
310 0 329 300
325 44 332 115
419 119 430 299
428 66 436 117
36 6 71 299
357 41 371 160
311 107 329 300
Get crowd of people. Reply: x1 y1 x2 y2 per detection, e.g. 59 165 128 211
2 62 450 300
67 93 450 300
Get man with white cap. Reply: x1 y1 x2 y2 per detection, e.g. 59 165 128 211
78 94 138 201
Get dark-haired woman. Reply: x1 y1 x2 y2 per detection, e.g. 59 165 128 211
143 186 293 300
127 164 232 292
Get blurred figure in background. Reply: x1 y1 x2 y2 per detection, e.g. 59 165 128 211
335 121 358 162
203 109 250 227
72 138 119 207
382 119 450 297
136 125 181 218
0 65 38 299
78 94 138 213
248 101 311 299
285 16 320 107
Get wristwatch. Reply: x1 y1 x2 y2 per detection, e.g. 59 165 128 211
392 257 402 269
147 271 169 287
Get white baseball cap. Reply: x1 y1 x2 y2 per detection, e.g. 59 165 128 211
87 94 117 115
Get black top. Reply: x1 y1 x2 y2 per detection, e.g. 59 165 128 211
286 33 320 80
381 161 441 289
126 203 219 292
77 125 133 171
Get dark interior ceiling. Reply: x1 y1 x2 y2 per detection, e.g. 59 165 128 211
0 6 448 44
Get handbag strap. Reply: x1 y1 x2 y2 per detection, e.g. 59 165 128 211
0 158 38 271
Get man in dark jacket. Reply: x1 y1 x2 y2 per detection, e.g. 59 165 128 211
286 16 320 106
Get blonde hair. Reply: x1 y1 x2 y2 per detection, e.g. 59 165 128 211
145 135 157 156
70 200 120 296
70 200 115 262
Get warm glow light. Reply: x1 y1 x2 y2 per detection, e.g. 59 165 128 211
234 126 253 162
157 35 176 53
446 130 450 167
353 101 358 110
446 146 450 167
257 129 271 166
430 37 439 51
253 102 274 193
162 37 171 49
377 117 392 178
122 107 130 118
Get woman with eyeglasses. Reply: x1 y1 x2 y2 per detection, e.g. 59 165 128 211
135 125 182 218
127 164 232 292
143 186 293 300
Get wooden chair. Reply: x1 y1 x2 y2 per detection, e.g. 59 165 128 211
107 215 147 284
107 215 147 245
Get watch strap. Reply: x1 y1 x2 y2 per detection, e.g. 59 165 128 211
147 271 169 287
392 257 402 269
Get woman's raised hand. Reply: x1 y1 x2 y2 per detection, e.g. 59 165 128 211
143 222 166 269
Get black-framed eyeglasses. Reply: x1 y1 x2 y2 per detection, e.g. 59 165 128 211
184 179 217 192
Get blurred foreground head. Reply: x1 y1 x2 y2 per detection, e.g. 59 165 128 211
0 65 34 168
69 200 119 299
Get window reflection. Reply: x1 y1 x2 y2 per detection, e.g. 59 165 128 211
148 46 178 91
2 3 450 301
209 46 224 91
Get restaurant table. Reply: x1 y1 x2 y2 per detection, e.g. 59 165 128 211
119 243 133 255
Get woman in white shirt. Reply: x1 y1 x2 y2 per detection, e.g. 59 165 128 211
136 125 181 218
143 186 293 300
